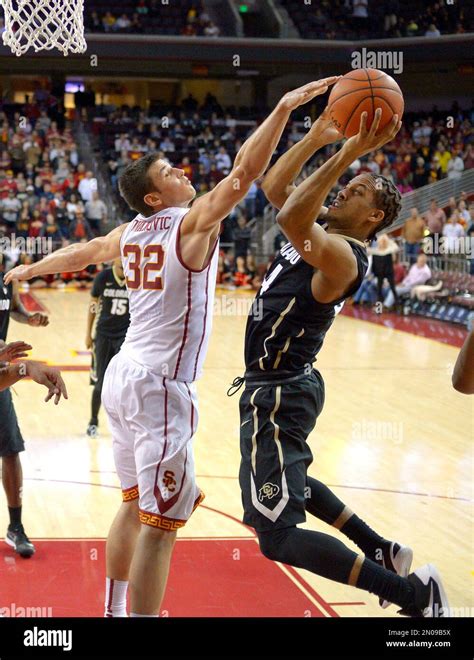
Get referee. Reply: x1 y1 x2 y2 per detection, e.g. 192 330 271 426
0 257 49 558
85 258 130 437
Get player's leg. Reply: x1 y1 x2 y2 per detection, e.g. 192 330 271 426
304 476 413 606
128 526 177 616
0 390 34 558
102 354 140 617
239 374 448 617
130 378 203 616
88 333 115 436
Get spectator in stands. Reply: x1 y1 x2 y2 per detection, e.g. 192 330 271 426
102 12 116 32
447 148 464 179
352 0 369 32
384 254 432 309
233 215 252 258
424 199 446 250
0 190 21 230
233 256 252 290
204 21 220 37
217 252 233 288
215 146 232 174
412 157 429 188
434 142 451 175
85 191 107 236
159 135 175 153
425 23 441 37
114 14 132 32
442 211 465 252
70 209 93 242
39 213 63 249
403 207 426 263
368 234 400 307
115 133 131 153
457 200 471 226
78 171 97 203
244 182 258 220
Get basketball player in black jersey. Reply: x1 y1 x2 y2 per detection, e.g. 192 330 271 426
0 255 50 557
85 258 130 437
234 109 449 617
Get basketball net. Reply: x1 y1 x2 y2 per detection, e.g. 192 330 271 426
1 0 87 56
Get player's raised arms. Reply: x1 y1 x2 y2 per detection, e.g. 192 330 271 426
179 78 340 271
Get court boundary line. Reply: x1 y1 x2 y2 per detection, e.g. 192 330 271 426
23 476 471 503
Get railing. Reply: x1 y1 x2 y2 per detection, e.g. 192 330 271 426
391 169 474 231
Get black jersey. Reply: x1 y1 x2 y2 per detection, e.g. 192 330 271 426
91 267 130 340
0 273 13 342
244 238 368 375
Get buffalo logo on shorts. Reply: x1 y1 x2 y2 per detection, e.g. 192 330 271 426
163 470 177 492
258 482 280 502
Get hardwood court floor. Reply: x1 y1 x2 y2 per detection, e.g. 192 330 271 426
0 287 472 617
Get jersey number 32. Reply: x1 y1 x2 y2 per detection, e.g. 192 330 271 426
123 244 165 290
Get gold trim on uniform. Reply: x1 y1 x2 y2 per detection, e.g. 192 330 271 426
348 555 364 586
258 297 296 370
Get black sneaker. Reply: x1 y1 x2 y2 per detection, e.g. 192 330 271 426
399 564 449 617
376 542 413 609
86 424 98 438
5 525 35 558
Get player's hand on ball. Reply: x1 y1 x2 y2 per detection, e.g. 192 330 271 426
343 108 402 158
0 341 32 362
308 108 342 145
28 313 49 327
24 361 68 405
4 265 33 285
279 77 342 112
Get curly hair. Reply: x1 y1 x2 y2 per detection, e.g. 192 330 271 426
368 174 403 241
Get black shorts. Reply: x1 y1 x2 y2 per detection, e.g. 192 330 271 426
91 333 125 387
0 388 25 457
238 369 325 532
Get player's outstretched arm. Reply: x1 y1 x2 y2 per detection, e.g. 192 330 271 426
4 223 128 285
452 328 474 394
179 80 338 271
276 109 401 284
0 360 67 403
262 103 342 210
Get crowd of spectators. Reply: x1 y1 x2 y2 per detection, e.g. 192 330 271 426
352 191 474 311
282 0 472 40
0 91 110 284
84 1 220 38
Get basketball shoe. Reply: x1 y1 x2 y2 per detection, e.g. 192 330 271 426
5 524 35 558
377 542 413 608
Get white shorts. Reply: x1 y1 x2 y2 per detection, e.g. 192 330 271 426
102 349 204 531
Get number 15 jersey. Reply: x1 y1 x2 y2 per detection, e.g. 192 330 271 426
120 207 219 382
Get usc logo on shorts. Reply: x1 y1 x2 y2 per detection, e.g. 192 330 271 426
163 470 177 492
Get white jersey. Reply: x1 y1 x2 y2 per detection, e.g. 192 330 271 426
119 207 219 382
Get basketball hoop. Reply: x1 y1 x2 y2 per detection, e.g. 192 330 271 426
1 0 87 57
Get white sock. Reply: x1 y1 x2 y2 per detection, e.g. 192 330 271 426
130 612 159 617
104 577 128 617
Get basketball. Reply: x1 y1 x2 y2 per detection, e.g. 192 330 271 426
328 68 404 138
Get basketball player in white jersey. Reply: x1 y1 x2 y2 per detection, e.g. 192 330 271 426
5 77 340 617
